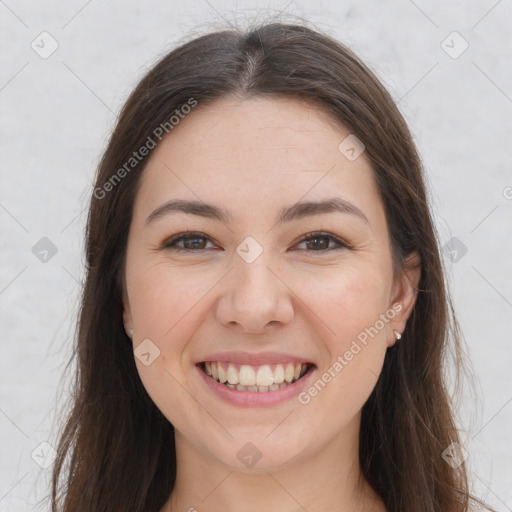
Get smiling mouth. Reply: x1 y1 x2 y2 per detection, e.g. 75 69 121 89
199 361 314 392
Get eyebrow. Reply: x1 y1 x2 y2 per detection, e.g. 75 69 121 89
145 197 369 226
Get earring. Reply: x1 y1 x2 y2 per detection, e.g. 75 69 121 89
393 329 402 340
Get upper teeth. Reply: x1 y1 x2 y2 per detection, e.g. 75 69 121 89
204 361 308 386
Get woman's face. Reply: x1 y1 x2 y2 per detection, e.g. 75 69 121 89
123 96 419 470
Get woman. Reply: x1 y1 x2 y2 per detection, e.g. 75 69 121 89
49 21 494 512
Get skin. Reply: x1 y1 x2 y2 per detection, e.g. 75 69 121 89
122 95 421 512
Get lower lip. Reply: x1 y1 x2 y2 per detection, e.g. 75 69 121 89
196 364 316 407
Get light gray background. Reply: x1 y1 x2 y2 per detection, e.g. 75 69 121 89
1 1 511 510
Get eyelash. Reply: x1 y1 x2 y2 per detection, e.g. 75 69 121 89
160 231 350 254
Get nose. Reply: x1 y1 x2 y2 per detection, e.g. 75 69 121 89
215 252 294 334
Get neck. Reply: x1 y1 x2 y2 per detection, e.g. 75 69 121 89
161 415 385 512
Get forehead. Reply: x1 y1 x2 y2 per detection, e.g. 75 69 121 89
133 95 384 228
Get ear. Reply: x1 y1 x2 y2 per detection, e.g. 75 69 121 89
386 250 421 347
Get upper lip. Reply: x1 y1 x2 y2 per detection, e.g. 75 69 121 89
195 351 315 367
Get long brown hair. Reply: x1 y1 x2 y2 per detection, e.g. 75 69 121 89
48 20 493 512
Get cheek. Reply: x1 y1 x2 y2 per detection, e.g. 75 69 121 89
292 265 390 413
127 263 209 428
294 262 391 346
126 260 204 402
128 260 214 340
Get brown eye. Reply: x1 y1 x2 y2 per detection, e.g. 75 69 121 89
161 232 217 252
294 232 348 252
